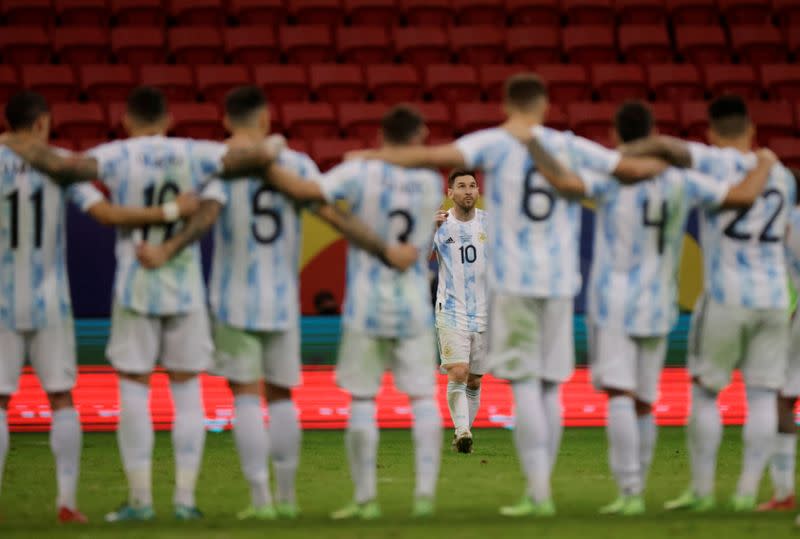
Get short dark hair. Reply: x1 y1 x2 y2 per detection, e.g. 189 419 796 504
126 85 167 124
614 101 654 143
504 73 548 110
224 85 267 125
708 95 750 138
448 169 476 187
5 91 49 131
381 105 424 145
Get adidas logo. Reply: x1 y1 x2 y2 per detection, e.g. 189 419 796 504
445 237 456 244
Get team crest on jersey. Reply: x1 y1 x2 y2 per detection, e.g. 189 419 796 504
441 343 453 358
445 237 455 244
478 232 487 243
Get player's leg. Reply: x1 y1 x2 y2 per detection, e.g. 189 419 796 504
760 394 798 510
467 330 489 430
466 373 483 428
0 328 25 503
438 326 471 449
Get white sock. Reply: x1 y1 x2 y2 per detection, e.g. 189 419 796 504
118 378 154 508
607 396 641 496
770 432 797 501
688 384 721 498
736 386 777 498
269 399 301 505
50 407 82 510
637 413 657 491
466 386 481 428
346 400 378 503
512 379 551 503
170 377 206 508
0 408 7 496
542 381 563 473
412 398 441 500
233 395 271 508
447 381 469 433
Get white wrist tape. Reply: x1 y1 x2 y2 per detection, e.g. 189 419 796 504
162 201 180 222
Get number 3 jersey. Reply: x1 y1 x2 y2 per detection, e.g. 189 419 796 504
86 136 226 316
202 148 320 332
433 208 488 333
317 159 443 338
0 146 103 330
455 126 621 298
688 142 797 310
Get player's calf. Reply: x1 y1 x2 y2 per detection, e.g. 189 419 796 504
445 363 471 453
760 395 798 511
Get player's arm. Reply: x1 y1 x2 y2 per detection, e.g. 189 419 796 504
264 163 327 202
0 134 98 184
345 144 467 170
218 135 285 179
86 191 200 227
621 135 693 168
612 156 670 183
520 135 587 197
719 149 778 208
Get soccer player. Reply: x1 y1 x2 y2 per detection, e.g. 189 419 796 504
1 86 282 522
134 86 418 520
515 100 777 515
347 74 666 517
624 96 797 512
433 170 488 454
0 91 199 523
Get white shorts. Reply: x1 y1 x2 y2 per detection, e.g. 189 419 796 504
437 325 488 375
487 294 574 383
781 313 800 398
336 328 437 399
106 303 213 375
212 321 301 388
689 295 789 392
0 320 77 395
589 325 667 404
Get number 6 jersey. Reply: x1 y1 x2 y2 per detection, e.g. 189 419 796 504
433 208 488 333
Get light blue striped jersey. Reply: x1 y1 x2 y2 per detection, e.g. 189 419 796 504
455 126 621 298
785 207 800 291
433 208 488 332
0 147 102 330
688 142 796 309
582 168 728 336
87 136 226 316
318 159 443 338
203 148 320 331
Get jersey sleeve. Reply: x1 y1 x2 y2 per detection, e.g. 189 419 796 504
188 140 227 189
454 130 495 169
67 182 106 212
578 168 616 200
566 132 621 174
298 152 322 181
317 161 363 206
686 142 719 177
200 179 228 205
683 170 729 208
85 141 124 186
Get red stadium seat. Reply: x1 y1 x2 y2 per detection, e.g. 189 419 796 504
394 27 451 68
365 64 422 104
545 104 568 131
505 26 561 65
563 26 617 64
761 64 800 102
563 0 615 24
453 102 505 134
76 139 106 151
280 25 335 64
618 24 674 64
729 25 787 64
567 103 616 139
50 138 79 151
337 103 386 139
400 0 455 26
111 27 165 65
106 102 128 137
291 0 346 25
22 65 77 103
281 103 338 139
537 64 591 105
771 137 800 168
718 0 772 25
703 64 760 100
56 0 111 26
51 103 107 140
254 65 310 104
310 64 367 104
425 65 481 103
170 103 224 140
479 64 528 102
647 64 704 102
591 64 649 102
111 0 166 26
675 25 730 64
679 101 709 140
449 26 506 65
139 65 196 102
229 0 287 26
311 138 366 171
0 27 51 64
665 0 717 24
336 27 394 64
789 30 800 58
195 65 252 106
53 27 111 64
615 0 667 24
170 0 226 26
454 0 507 25
2 0 53 26
0 66 20 105
506 0 560 25
286 138 310 155
345 0 400 25
79 64 136 105
774 0 800 33
224 27 281 64
409 102 452 139
748 101 796 147
168 27 224 64
651 102 681 136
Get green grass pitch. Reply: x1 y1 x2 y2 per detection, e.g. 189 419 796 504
1 427 798 538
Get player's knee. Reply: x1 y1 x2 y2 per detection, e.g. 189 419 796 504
467 374 483 390
777 396 798 433
264 382 291 403
229 380 261 396
447 364 469 383
605 387 635 399
117 371 151 385
46 390 73 410
166 370 197 384
634 399 652 416
0 394 9 410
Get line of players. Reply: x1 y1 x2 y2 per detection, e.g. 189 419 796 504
0 72 797 523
